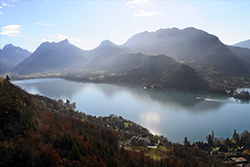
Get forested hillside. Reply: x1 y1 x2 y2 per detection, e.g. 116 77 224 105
0 77 153 166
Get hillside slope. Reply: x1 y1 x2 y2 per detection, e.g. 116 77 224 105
108 53 209 90
0 77 154 166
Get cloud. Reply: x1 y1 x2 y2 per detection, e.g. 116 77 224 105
57 33 67 40
134 10 160 17
2 3 14 7
35 22 55 26
0 6 2 9
40 33 67 43
126 0 150 6
0 25 21 36
42 38 53 43
125 0 152 8
41 33 91 43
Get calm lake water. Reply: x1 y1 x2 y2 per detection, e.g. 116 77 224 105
12 78 250 143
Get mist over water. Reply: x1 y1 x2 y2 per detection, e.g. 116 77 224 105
12 78 250 143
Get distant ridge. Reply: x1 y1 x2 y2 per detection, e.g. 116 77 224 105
11 39 87 75
2 44 31 66
122 27 250 83
0 44 31 74
98 39 117 48
84 39 132 70
233 39 250 49
90 53 209 90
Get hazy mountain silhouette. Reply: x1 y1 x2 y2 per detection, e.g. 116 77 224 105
0 54 9 74
105 53 209 90
123 27 250 78
85 39 132 70
6 27 250 88
0 44 31 74
11 39 88 75
227 46 250 72
233 39 250 49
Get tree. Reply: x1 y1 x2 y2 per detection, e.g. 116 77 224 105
243 149 250 155
243 149 250 159
233 129 240 145
42 148 63 167
207 135 213 145
183 136 190 146
72 143 81 160
5 75 10 82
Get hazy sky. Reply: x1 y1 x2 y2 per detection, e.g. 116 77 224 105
1 0 250 52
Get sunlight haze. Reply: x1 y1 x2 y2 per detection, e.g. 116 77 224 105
0 0 250 52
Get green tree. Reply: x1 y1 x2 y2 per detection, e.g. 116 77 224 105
72 143 81 160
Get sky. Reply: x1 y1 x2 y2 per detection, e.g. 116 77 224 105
1 0 250 52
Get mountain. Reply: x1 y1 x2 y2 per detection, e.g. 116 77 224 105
0 57 9 74
227 45 250 72
233 39 250 49
0 50 8 74
0 44 31 74
123 27 250 82
123 27 219 61
1 44 31 67
84 40 132 70
86 53 209 90
11 39 88 75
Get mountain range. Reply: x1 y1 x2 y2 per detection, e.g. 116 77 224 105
2 27 250 90
122 28 250 79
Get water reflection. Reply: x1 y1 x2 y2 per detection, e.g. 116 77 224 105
13 79 87 101
139 111 161 135
12 78 230 113
93 83 227 113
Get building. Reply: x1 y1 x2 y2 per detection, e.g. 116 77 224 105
130 136 150 146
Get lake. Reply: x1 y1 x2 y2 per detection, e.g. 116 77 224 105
12 78 250 143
